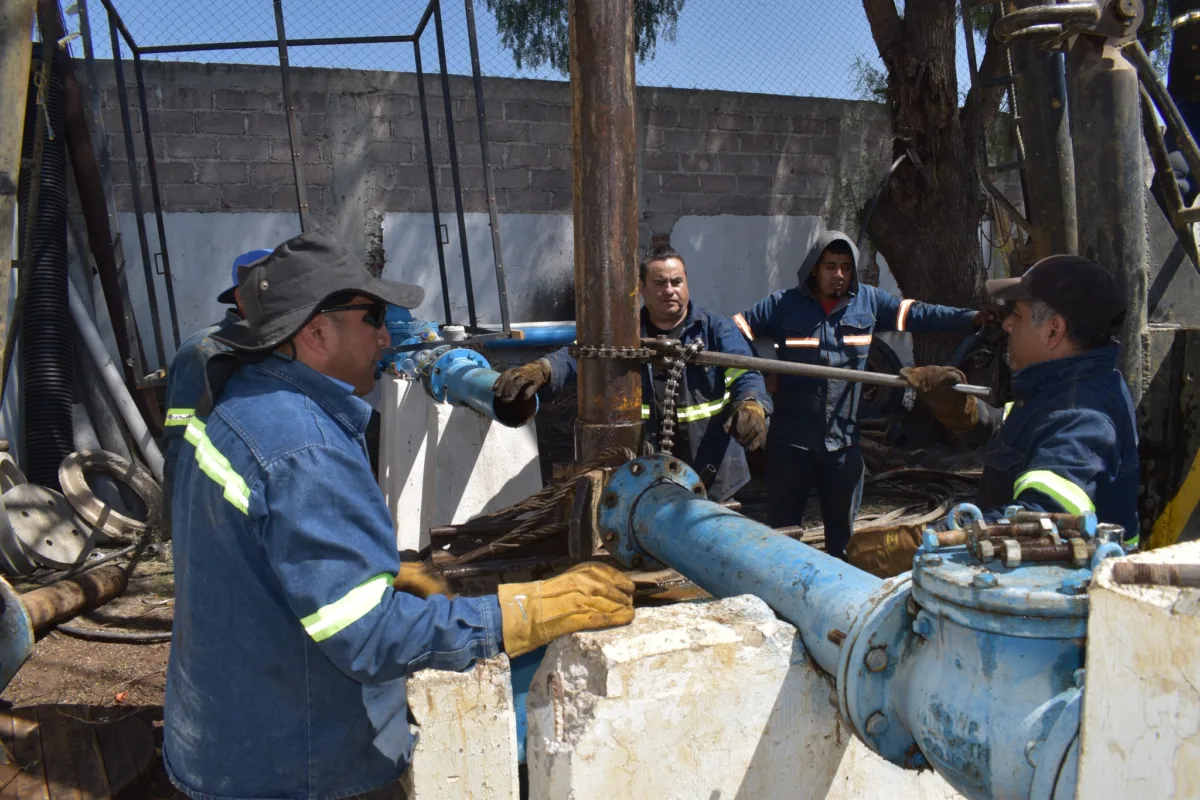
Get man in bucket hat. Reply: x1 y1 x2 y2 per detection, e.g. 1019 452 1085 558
164 229 636 800
847 255 1139 576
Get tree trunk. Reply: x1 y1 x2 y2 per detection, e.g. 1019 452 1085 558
862 0 1002 367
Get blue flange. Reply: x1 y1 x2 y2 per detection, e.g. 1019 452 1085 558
427 348 490 402
597 455 705 568
0 576 33 693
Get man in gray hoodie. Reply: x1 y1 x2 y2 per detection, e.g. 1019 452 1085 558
733 231 993 558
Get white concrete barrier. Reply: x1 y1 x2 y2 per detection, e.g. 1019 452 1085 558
406 655 520 800
1078 541 1200 799
525 595 962 800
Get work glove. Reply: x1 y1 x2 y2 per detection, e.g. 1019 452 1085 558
845 523 925 578
724 399 768 452
393 561 453 599
497 562 636 657
900 366 979 434
492 359 552 403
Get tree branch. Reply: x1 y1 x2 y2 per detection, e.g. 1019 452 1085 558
862 0 904 68
961 37 1010 147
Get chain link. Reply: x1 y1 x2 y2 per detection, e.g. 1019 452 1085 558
568 345 654 360
657 338 705 455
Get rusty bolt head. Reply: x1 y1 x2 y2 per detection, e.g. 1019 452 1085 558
865 712 890 737
972 572 999 589
1114 0 1139 20
603 492 618 508
864 646 889 673
920 553 943 567
603 531 615 543
630 462 644 476
1002 539 1022 568
827 628 846 645
692 485 704 496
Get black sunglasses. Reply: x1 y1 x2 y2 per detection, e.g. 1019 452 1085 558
318 302 387 329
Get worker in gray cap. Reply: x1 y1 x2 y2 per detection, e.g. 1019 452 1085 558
164 229 636 800
848 255 1140 576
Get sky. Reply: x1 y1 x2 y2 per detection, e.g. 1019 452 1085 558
73 0 983 102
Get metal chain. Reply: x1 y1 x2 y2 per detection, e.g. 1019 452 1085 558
569 345 654 360
657 338 705 455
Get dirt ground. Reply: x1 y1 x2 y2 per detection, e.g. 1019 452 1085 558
2 547 181 799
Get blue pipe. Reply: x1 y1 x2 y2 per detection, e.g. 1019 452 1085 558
482 322 576 350
427 348 538 428
630 481 881 674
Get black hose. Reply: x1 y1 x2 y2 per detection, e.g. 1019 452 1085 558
19 45 74 489
54 623 172 644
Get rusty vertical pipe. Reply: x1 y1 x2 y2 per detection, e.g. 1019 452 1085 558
569 0 642 460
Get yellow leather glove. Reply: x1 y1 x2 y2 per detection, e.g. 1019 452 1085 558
900 366 979 434
724 399 768 451
492 359 553 403
497 562 636 657
845 524 925 578
393 562 453 599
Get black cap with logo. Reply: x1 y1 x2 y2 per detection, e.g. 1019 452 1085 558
212 228 424 353
985 254 1126 339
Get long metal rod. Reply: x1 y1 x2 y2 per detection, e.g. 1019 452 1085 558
1127 40 1200 192
464 0 511 335
133 51 180 349
651 345 993 399
138 34 418 54
432 0 478 328
413 38 453 324
570 0 643 460
1140 83 1200 266
273 0 309 232
94 0 136 49
110 21 166 370
77 0 145 387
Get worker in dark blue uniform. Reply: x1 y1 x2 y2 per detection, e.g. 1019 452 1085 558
734 231 995 559
162 248 271 528
493 246 771 502
903 255 1140 540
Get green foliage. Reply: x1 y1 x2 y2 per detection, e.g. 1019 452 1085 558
484 0 686 74
851 55 890 104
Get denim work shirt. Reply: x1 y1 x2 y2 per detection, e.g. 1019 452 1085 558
162 309 240 528
164 356 503 800
543 303 771 501
735 231 977 452
972 344 1141 543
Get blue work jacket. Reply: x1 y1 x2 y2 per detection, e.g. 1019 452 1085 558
164 356 503 800
162 309 239 528
735 231 977 452
544 303 771 501
973 344 1140 543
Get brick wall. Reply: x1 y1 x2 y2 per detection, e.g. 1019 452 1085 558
82 60 892 231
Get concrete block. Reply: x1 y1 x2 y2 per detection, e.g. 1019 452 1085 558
194 111 247 135
369 141 419 165
406 656 519 800
505 190 554 213
163 184 221 212
214 89 281 112
486 121 531 143
738 132 778 153
167 135 219 160
546 148 571 170
251 162 297 185
530 123 571 146
504 144 548 168
247 112 288 136
198 161 249 185
715 112 756 132
145 110 195 135
678 152 718 173
738 175 773 195
700 175 738 194
642 150 679 172
680 193 720 215
220 184 275 210
661 174 700 193
378 378 542 554
527 595 963 800
220 138 272 161
300 114 330 138
492 169 530 190
644 193 681 213
719 194 772 215
1077 542 1200 799
531 170 571 192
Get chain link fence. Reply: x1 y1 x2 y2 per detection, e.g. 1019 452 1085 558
72 0 998 103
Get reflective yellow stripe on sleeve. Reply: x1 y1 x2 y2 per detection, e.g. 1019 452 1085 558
184 418 252 514
641 405 651 419
1013 470 1095 515
1003 402 1015 421
724 368 748 387
301 574 393 643
165 408 195 427
675 392 732 423
896 299 915 332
